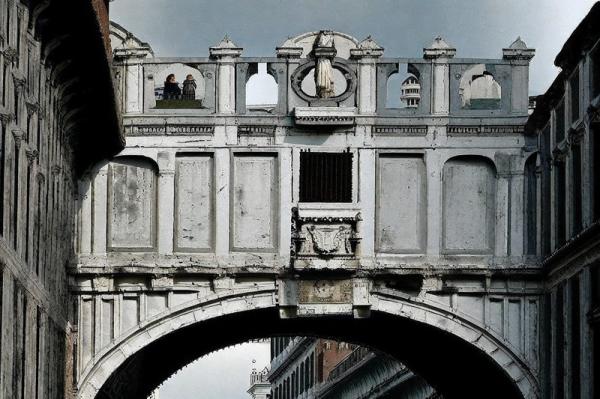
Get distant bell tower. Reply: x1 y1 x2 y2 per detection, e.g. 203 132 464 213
400 76 421 107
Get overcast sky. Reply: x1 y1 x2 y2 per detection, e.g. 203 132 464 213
111 0 597 95
158 341 271 399
109 1 597 398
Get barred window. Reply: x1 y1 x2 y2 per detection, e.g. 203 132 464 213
299 152 352 202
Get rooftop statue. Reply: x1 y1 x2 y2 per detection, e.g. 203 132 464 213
314 30 336 98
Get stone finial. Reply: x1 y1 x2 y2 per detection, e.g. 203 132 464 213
276 35 304 58
350 36 384 58
423 36 456 59
209 35 243 59
503 37 535 61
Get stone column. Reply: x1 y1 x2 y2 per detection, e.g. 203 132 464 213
214 148 230 260
423 37 456 116
502 37 535 115
210 36 243 114
358 149 375 264
157 151 175 255
92 165 108 255
350 36 384 115
276 45 303 113
425 149 442 255
113 45 153 114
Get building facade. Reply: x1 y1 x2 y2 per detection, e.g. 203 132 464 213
525 3 600 398
71 23 544 399
0 1 121 399
268 337 435 399
3 2 600 399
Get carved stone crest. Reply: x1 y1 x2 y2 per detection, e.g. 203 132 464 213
292 206 361 269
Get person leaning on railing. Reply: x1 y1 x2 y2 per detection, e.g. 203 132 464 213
163 73 181 100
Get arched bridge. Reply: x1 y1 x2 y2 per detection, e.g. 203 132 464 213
70 28 541 398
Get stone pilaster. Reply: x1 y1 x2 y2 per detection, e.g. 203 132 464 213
423 36 456 116
210 36 243 114
351 36 384 115
503 37 535 115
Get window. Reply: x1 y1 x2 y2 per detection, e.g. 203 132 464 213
571 142 583 234
299 152 352 202
592 47 600 99
570 277 580 399
592 124 600 221
524 154 537 255
541 125 552 255
555 284 565 397
0 121 6 236
569 69 580 123
555 160 566 247
555 100 566 143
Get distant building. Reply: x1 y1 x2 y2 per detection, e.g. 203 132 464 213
266 337 436 399
400 75 421 107
525 3 600 397
248 367 272 399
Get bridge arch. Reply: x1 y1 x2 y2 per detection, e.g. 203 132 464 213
78 289 538 399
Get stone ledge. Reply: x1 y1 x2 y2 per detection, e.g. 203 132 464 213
294 106 356 126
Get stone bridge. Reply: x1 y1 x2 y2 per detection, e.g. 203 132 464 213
70 27 541 399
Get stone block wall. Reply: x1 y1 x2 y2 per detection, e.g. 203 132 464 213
0 1 121 399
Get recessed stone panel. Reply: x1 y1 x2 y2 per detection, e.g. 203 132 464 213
108 158 157 251
175 155 214 252
231 154 278 252
442 157 496 253
100 298 114 349
376 154 426 253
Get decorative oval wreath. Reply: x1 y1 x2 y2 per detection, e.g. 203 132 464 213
291 58 357 103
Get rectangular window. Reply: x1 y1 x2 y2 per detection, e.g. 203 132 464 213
572 142 582 235
16 15 21 57
524 155 537 255
0 121 6 236
13 140 19 250
2 62 7 106
592 265 600 399
592 47 600 99
569 69 580 124
592 124 600 221
300 152 352 202
555 284 565 398
570 277 580 399
555 160 566 247
5 2 10 45
541 125 552 255
555 101 566 143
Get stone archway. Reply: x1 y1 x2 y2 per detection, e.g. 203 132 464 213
77 289 538 399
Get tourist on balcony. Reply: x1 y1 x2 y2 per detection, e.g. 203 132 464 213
182 74 197 100
163 74 181 99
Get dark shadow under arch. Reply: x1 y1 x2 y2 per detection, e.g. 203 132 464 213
96 308 524 399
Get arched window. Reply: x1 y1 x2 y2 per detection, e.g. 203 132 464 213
154 63 205 109
246 63 278 112
459 65 502 109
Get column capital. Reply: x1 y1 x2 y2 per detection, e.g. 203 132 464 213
350 36 384 59
423 36 456 59
209 35 243 60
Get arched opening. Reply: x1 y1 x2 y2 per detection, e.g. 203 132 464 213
246 63 278 112
85 300 532 399
154 64 205 109
300 67 348 98
385 63 421 109
459 65 502 110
